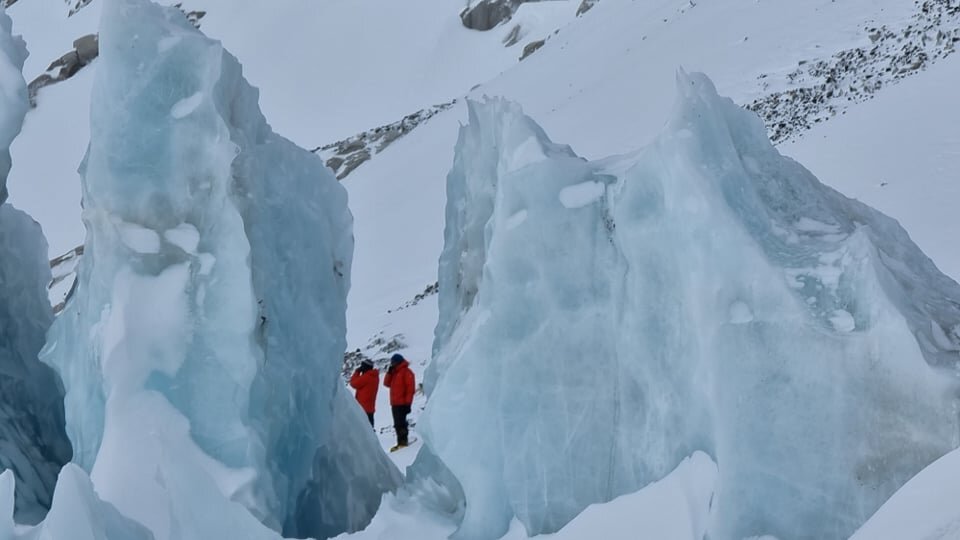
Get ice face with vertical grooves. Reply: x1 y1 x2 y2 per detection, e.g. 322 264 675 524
0 6 73 525
39 0 398 538
418 73 960 540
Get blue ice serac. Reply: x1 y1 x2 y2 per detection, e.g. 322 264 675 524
418 74 960 539
0 5 72 527
3 0 397 538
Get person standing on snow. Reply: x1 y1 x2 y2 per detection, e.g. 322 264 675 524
350 359 379 427
383 353 415 451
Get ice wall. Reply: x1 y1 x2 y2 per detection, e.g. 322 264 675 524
0 465 153 540
0 6 73 525
40 0 398 538
419 74 960 540
0 7 26 205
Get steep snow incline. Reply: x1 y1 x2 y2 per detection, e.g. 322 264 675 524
475 0 926 156
187 0 580 145
851 446 960 540
342 0 960 368
782 52 960 281
5 0 582 263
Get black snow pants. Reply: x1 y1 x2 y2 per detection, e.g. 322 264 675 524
391 404 411 446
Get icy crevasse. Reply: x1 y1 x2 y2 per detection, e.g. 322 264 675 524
0 6 72 525
39 0 398 538
419 73 960 540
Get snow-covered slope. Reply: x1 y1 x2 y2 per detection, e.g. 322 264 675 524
342 0 960 377
5 0 585 306
851 446 960 540
782 52 960 281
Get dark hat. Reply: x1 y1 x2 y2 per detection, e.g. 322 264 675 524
390 353 405 364
360 359 374 369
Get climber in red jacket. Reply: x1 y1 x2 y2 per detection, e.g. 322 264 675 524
349 360 379 427
383 353 415 451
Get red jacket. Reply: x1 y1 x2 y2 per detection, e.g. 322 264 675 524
383 360 415 406
349 368 379 413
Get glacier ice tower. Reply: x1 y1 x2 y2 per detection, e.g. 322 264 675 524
40 0 399 538
418 72 960 540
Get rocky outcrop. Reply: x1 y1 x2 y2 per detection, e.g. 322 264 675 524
460 0 558 31
314 100 456 179
503 24 523 46
28 5 204 106
65 0 94 15
520 38 545 59
27 34 98 106
173 2 207 27
461 0 517 31
576 0 598 16
49 245 82 315
747 0 960 143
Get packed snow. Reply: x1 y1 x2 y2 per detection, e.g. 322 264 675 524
851 446 960 540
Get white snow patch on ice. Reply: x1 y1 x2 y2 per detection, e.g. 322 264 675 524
829 309 856 332
507 136 546 172
117 221 161 254
170 91 204 119
794 217 841 234
558 181 604 209
163 223 200 254
101 264 191 389
197 253 216 276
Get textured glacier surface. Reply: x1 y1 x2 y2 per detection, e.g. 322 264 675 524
0 466 152 540
38 0 398 538
0 205 72 526
0 6 72 525
0 6 27 205
419 74 960 540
